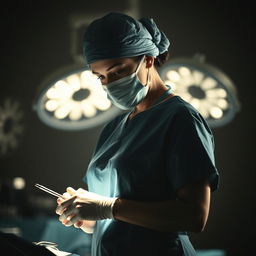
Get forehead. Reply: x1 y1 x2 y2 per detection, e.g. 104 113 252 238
89 56 138 72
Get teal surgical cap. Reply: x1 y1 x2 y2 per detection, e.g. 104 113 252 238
83 12 170 64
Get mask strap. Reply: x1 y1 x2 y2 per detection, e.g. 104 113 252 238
135 55 145 74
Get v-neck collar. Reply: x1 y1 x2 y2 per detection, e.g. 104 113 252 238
123 94 180 129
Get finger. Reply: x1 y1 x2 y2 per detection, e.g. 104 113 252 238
66 187 76 196
63 192 71 199
56 196 76 215
61 219 70 225
77 188 87 194
74 221 83 228
57 197 64 205
60 195 76 208
68 214 81 225
56 205 67 215
63 213 78 227
63 219 73 227
59 213 69 222
59 209 76 222
62 206 78 220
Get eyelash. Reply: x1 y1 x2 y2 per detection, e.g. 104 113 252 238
97 69 125 80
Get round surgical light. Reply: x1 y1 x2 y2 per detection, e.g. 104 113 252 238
33 65 122 131
159 55 241 128
0 98 24 156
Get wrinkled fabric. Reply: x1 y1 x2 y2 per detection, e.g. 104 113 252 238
83 90 219 256
83 12 170 64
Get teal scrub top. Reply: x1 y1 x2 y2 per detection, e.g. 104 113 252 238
83 86 220 256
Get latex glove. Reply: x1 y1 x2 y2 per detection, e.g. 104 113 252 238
56 187 118 226
56 187 84 228
57 187 96 233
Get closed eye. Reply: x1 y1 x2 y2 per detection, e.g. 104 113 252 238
96 69 126 80
115 68 125 74
97 75 104 80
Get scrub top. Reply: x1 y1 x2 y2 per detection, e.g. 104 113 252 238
83 86 220 256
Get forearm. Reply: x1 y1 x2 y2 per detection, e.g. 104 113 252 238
112 198 200 232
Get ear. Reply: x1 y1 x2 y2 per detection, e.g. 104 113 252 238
145 56 154 68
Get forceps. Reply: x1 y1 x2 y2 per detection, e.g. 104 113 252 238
35 183 64 198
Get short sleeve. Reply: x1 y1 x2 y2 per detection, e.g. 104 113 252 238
165 106 220 193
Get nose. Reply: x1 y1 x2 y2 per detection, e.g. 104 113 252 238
101 76 120 86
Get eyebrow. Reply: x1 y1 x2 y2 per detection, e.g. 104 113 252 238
91 63 123 74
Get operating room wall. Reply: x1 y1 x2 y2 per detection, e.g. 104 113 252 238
0 1 254 255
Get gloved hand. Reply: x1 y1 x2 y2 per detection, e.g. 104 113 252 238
56 187 84 228
56 187 118 226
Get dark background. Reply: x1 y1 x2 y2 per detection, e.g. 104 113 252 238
0 1 255 255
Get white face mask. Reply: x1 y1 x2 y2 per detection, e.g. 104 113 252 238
102 55 150 110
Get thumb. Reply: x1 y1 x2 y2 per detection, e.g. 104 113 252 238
66 187 76 196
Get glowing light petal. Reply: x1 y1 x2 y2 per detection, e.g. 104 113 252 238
179 75 195 87
81 100 97 117
190 98 200 110
69 104 82 120
66 74 81 92
210 107 223 119
217 98 229 109
54 101 73 119
216 88 227 98
179 67 191 76
199 104 210 118
204 98 215 107
192 71 204 84
46 88 59 99
206 88 227 98
45 100 59 112
201 77 217 90
166 70 180 82
54 81 73 100
80 71 99 89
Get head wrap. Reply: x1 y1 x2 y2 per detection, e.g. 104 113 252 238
83 12 170 64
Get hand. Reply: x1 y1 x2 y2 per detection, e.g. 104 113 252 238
56 187 84 228
56 187 118 226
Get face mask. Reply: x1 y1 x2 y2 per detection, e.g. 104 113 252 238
102 55 150 110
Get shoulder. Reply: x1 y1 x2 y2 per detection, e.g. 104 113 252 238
165 96 213 137
168 96 200 119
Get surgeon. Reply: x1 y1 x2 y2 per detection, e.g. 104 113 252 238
56 12 220 256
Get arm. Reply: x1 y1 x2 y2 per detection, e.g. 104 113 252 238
112 177 211 233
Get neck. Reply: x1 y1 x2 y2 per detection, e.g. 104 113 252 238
133 69 172 113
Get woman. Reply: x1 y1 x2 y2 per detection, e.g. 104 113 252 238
56 12 220 256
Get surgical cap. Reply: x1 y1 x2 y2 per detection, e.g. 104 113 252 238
83 12 170 64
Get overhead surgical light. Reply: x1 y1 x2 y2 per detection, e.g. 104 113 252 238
159 54 241 128
0 98 24 156
33 64 122 131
